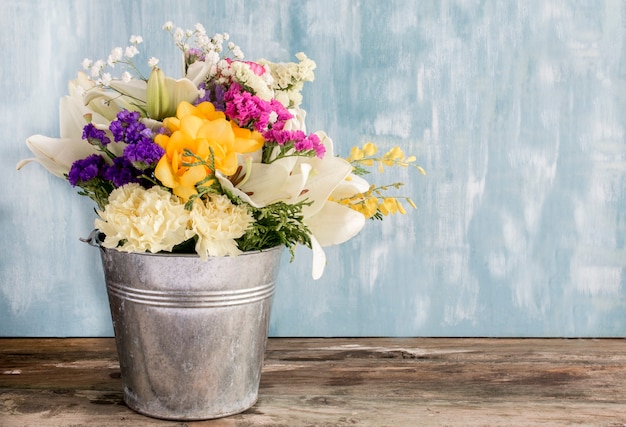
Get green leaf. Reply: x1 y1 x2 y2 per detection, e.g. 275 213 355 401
236 200 312 259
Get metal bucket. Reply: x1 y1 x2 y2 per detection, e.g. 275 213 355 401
97 243 283 420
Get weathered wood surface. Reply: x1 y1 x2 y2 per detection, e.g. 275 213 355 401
1 338 625 426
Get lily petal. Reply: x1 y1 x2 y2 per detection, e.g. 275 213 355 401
305 200 366 247
164 77 199 117
17 135 99 177
109 79 148 104
216 157 299 208
310 235 327 280
186 60 213 86
332 173 371 199
297 155 353 218
59 96 90 140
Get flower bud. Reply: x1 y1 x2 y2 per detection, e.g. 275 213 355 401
146 67 170 120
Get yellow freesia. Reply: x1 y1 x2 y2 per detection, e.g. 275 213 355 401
154 101 264 201
346 142 426 175
346 142 377 163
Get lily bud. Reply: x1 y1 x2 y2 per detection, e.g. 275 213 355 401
146 67 170 120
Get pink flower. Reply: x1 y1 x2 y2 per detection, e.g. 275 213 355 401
225 58 266 76
223 83 294 133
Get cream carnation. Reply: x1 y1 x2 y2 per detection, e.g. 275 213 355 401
189 194 253 260
95 183 191 253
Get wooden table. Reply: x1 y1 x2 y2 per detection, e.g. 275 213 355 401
1 338 625 426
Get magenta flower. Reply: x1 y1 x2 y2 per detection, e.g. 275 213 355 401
263 129 326 159
223 83 294 133
225 58 266 76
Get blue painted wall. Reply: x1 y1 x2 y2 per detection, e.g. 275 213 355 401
2 0 625 337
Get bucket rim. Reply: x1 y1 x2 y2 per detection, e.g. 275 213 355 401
81 229 284 259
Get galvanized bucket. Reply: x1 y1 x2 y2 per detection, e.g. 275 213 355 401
95 239 283 420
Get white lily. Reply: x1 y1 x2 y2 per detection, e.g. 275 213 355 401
306 201 366 279
284 107 307 132
83 73 197 121
217 132 368 279
16 73 111 177
186 60 214 87
163 77 199 118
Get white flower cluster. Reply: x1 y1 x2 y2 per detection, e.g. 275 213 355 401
163 22 316 109
218 60 275 101
164 21 240 69
95 184 252 257
259 52 317 108
81 35 153 86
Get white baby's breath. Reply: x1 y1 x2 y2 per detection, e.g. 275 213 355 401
196 33 210 49
194 23 206 35
173 27 184 44
124 45 139 58
100 72 112 86
90 60 105 78
107 47 123 66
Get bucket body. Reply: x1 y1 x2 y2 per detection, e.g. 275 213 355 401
99 246 283 420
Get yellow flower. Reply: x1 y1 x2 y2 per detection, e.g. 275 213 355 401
360 196 380 218
378 197 405 216
333 183 415 219
333 184 380 219
154 101 264 201
346 142 426 175
346 142 377 165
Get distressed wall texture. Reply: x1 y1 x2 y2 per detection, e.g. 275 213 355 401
2 0 625 337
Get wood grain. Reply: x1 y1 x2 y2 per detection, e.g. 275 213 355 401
1 338 625 426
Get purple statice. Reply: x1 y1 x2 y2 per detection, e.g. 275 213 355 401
108 109 165 171
212 84 227 111
102 156 141 187
196 82 210 104
109 110 144 143
109 121 125 142
68 154 106 186
127 126 153 145
117 109 141 123
82 123 111 146
196 82 227 111
185 47 205 69
123 139 165 170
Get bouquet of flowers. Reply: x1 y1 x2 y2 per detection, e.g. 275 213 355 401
17 22 424 279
